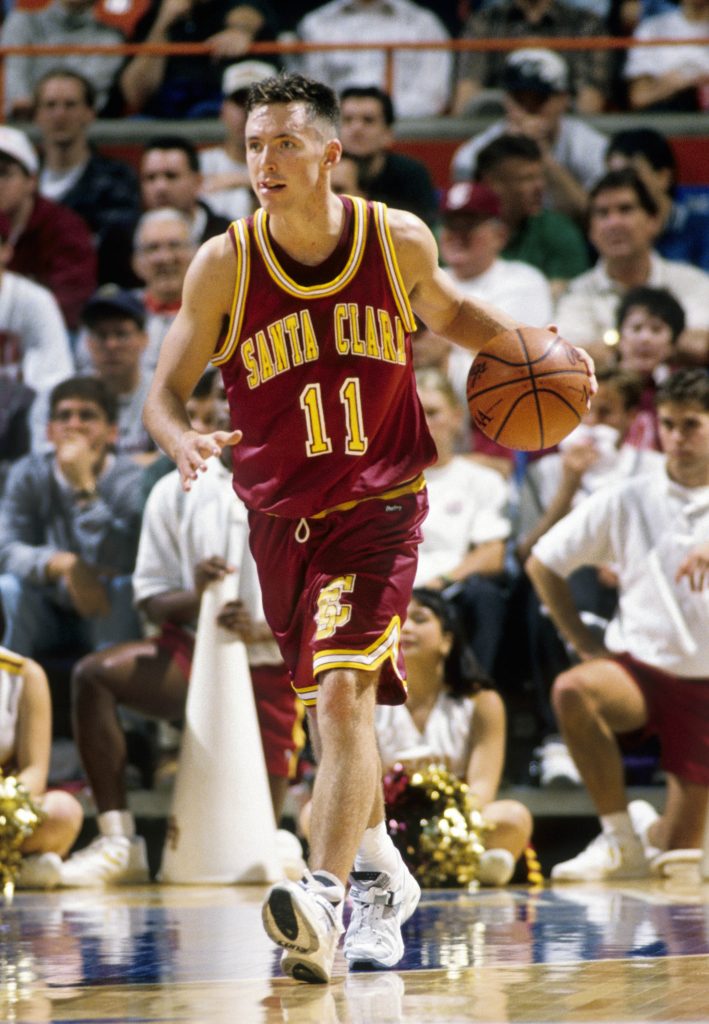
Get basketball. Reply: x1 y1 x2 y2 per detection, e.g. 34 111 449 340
466 327 591 451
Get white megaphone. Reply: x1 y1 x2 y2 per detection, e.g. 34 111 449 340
159 569 282 884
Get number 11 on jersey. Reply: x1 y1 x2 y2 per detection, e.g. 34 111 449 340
300 377 368 457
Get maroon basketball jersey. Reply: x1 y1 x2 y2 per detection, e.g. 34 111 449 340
213 197 436 518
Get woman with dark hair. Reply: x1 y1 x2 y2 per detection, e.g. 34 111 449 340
375 588 533 886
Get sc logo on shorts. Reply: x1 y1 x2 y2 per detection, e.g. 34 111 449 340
315 574 356 639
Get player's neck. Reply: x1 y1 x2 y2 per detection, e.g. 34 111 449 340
266 192 345 267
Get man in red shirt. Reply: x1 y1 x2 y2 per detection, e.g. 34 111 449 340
0 126 96 332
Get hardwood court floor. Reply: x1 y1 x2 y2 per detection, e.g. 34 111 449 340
2 871 709 1024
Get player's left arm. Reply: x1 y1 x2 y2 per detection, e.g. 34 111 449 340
389 208 596 387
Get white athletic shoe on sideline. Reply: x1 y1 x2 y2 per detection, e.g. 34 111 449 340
536 737 582 789
344 858 421 969
15 852 63 889
477 848 516 887
262 871 344 984
628 799 662 861
551 830 650 882
60 835 150 887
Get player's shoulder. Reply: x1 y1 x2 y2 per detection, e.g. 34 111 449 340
384 205 437 263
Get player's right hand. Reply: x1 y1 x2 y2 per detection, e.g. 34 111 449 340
175 428 242 491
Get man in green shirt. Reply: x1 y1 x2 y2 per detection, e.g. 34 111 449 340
476 133 591 301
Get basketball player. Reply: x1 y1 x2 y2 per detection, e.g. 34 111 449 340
144 73 596 984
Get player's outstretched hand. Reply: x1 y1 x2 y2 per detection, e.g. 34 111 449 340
545 323 597 401
175 428 242 491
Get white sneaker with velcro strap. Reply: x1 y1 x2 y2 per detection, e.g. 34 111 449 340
344 859 421 969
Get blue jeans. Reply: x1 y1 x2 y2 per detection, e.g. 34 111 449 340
0 573 140 657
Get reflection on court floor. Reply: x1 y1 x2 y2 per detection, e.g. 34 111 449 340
2 876 708 1023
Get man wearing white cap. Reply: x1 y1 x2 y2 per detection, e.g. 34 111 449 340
0 125 96 331
199 61 277 222
452 0 610 116
452 48 608 221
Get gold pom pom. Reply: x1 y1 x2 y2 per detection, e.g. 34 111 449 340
0 770 45 900
384 762 493 888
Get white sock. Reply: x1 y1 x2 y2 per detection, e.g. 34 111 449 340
354 821 401 876
600 811 636 843
97 810 135 839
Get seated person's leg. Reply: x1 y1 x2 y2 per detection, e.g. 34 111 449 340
0 572 79 657
451 573 509 675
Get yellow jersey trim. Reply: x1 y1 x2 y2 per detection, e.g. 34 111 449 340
253 197 368 299
212 219 251 367
0 646 24 675
372 202 417 333
292 617 404 707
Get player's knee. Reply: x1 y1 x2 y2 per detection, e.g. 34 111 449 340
317 668 377 727
551 667 589 723
71 650 116 713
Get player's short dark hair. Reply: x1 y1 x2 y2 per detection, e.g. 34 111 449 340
595 366 645 411
340 85 395 125
245 73 340 131
49 375 118 424
656 369 709 411
34 67 96 109
607 128 676 177
616 286 686 344
143 136 200 173
590 167 659 217
411 588 493 697
474 134 543 181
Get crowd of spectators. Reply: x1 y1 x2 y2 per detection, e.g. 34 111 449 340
0 0 707 887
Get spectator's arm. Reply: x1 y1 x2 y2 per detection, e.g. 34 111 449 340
465 688 506 806
207 4 267 58
525 553 605 660
628 70 704 111
120 0 191 112
14 658 51 798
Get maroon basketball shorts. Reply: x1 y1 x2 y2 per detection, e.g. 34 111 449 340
156 621 301 778
248 487 429 708
616 652 709 786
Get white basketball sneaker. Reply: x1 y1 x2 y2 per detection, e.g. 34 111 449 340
262 871 344 984
551 830 650 882
477 848 517 887
15 852 63 889
344 856 421 969
60 835 150 887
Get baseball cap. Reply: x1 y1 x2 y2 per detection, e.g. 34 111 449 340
82 285 146 329
0 126 39 175
503 48 570 96
222 60 278 99
440 182 501 220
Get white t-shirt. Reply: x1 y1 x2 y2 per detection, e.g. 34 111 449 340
624 10 709 81
134 460 279 666
517 441 665 541
451 116 608 195
416 455 511 584
198 146 255 222
555 252 709 346
375 691 475 777
532 469 709 677
297 0 453 118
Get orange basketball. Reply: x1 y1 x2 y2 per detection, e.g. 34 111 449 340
466 327 591 451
